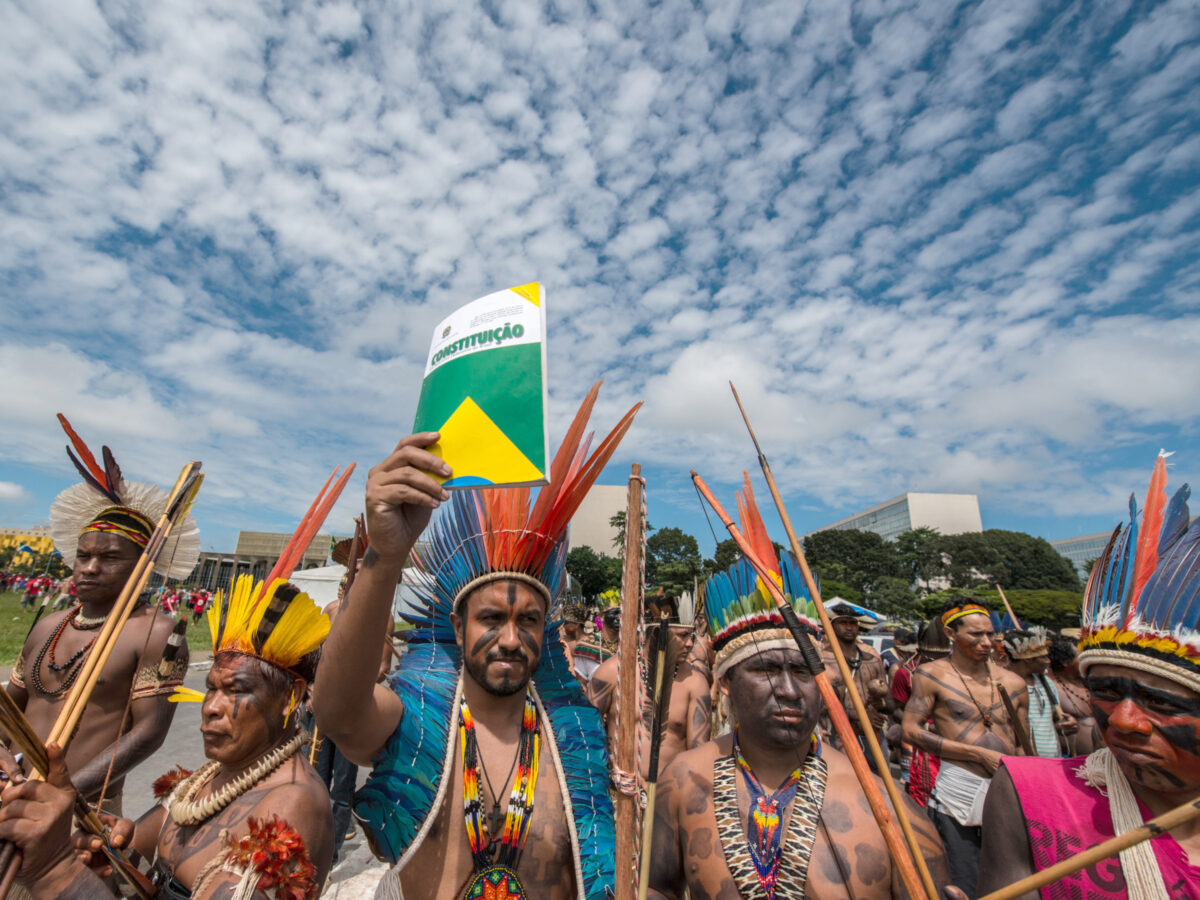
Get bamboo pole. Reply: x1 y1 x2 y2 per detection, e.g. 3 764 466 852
637 612 670 900
692 471 931 900
0 694 151 899
614 464 644 900
728 384 938 900
979 794 1200 900
45 462 202 752
995 585 1021 628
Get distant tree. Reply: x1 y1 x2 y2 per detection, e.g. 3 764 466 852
978 529 1081 592
647 527 702 596
1082 558 1097 575
703 538 741 576
816 579 863 605
609 510 654 555
566 546 622 597
938 532 1005 588
918 586 1082 630
867 576 921 620
803 529 902 596
894 527 946 591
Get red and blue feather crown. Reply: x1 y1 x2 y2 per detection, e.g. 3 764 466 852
1079 452 1200 693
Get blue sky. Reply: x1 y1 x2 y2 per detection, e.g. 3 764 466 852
1 0 1198 558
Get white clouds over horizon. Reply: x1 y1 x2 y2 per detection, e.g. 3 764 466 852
0 0 1198 543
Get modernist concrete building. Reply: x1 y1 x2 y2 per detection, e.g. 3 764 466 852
812 492 983 542
193 531 344 592
568 484 627 556
1049 532 1112 578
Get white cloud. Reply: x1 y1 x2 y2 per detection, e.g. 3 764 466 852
0 0 1196 547
0 482 30 503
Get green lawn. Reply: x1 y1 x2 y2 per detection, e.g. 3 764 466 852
0 591 213 666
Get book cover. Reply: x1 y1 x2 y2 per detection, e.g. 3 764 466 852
412 282 549 488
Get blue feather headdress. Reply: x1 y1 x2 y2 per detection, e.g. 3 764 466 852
1079 452 1200 693
702 474 817 679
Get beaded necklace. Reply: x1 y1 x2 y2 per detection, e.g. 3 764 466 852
734 732 820 899
459 689 539 888
31 610 98 697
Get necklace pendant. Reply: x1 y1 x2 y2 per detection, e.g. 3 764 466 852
982 715 992 728
463 865 527 900
489 803 503 838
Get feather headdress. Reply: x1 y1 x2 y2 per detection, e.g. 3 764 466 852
171 467 354 708
1079 452 1200 693
702 473 817 679
597 589 621 611
48 414 200 580
406 383 640 642
1002 626 1050 661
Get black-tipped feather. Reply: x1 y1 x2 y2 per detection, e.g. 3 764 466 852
253 587 293 652
101 445 123 502
158 618 189 678
66 446 120 503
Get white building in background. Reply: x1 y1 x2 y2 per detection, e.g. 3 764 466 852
811 492 983 542
568 484 627 556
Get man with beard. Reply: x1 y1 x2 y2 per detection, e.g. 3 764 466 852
648 547 957 900
315 387 635 900
586 596 712 779
902 601 1030 898
979 456 1200 899
0 578 334 899
6 419 199 813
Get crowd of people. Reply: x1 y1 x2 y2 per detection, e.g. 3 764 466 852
0 408 1196 900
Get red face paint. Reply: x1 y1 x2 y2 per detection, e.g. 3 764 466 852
1086 672 1200 792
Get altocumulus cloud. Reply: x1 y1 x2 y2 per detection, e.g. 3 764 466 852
0 0 1197 545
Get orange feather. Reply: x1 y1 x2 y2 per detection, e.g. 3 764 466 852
1130 452 1168 614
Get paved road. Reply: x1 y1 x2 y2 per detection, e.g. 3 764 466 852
125 662 389 899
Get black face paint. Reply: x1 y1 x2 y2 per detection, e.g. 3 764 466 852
506 582 518 607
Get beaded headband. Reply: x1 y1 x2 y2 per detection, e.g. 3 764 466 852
941 604 989 627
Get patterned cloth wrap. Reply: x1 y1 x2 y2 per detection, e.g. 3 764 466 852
353 634 615 900
1004 756 1200 900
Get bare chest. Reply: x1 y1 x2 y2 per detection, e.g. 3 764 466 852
399 730 576 900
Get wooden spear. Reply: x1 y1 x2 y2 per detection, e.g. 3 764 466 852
997 683 1035 757
979 794 1200 900
995 584 1021 628
614 463 645 900
728 384 938 900
637 612 671 900
0 690 152 899
44 462 203 754
692 471 931 900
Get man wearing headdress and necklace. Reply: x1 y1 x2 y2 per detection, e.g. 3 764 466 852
0 575 335 899
901 598 1030 899
571 589 621 684
314 386 634 900
821 610 889 767
586 592 712 779
647 483 958 900
979 454 1200 900
1000 627 1076 759
5 418 199 815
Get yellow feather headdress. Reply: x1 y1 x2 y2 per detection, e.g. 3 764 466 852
169 465 353 710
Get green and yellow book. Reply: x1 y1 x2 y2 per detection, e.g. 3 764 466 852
412 282 549 488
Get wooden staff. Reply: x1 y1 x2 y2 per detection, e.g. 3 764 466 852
614 464 644 900
0 690 152 899
728 384 938 900
995 584 1021 628
692 471 931 900
44 462 203 755
637 612 670 900
979 794 1200 900
997 683 1035 756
